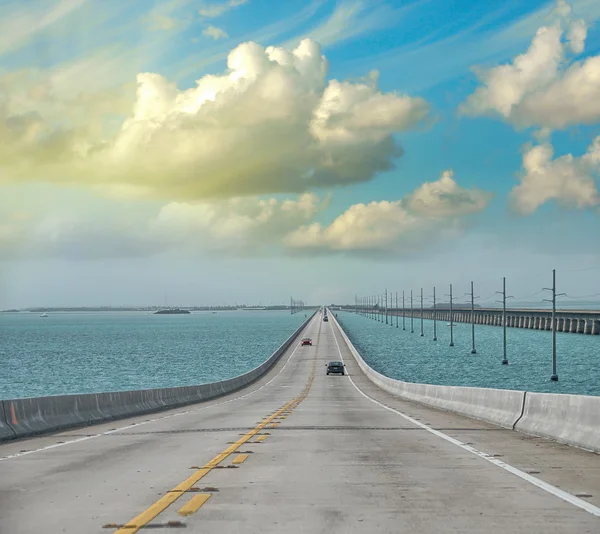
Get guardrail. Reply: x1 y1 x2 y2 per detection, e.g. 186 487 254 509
330 312 600 453
0 311 316 442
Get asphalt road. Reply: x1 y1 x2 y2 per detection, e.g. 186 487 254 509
1 312 599 533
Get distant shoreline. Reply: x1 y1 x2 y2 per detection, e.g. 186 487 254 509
1 306 295 313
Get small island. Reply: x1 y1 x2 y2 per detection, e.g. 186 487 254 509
154 309 191 315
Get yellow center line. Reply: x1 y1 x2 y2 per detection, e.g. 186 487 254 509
113 319 322 533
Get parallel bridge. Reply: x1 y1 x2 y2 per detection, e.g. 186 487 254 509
349 307 600 335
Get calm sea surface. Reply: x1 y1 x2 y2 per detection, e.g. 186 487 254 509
337 311 600 397
0 310 308 400
3 309 598 400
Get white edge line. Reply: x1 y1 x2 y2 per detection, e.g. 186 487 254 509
327 311 600 519
0 315 317 462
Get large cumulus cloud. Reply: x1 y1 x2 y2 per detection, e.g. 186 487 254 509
512 137 600 214
0 38 430 200
284 171 493 256
460 0 599 130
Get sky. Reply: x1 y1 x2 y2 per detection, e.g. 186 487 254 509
1 0 600 308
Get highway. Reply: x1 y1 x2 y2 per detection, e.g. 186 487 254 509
1 312 599 533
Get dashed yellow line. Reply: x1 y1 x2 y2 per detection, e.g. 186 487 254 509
177 494 211 516
231 454 249 465
112 320 321 532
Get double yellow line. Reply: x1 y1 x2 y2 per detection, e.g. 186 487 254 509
108 320 321 533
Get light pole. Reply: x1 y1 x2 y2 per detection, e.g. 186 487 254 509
385 288 388 325
465 281 479 354
543 269 565 381
496 277 514 365
402 291 406 330
410 290 414 333
433 286 437 341
420 287 424 337
446 284 455 347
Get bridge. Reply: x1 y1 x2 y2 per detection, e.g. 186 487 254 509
1 310 599 532
341 305 600 335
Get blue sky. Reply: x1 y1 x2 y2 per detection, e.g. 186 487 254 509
0 0 599 307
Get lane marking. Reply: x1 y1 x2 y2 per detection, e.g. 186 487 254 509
0 315 319 462
113 323 322 534
328 314 600 519
231 454 249 465
114 398 301 533
177 494 211 516
255 435 268 442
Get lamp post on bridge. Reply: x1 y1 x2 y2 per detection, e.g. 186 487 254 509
543 269 565 382
496 277 514 366
402 291 406 330
410 290 414 333
432 286 437 341
420 287 424 337
465 281 480 354
385 289 388 325
446 284 456 347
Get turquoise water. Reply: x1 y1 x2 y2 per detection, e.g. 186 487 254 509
337 311 600 396
0 311 308 400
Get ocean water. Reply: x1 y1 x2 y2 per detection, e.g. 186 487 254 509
0 310 308 400
337 311 600 397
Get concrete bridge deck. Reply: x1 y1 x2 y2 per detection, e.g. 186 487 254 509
1 313 599 533
358 307 600 334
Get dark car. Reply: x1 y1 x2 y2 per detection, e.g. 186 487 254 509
323 315 329 322
301 338 312 346
326 361 345 375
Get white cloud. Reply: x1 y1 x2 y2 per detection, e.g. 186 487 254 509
0 176 492 261
147 15 180 31
0 192 327 260
285 171 492 256
173 0 327 81
511 137 600 214
151 193 324 254
0 38 430 200
144 0 195 32
198 0 248 18
283 0 418 50
0 0 86 56
460 0 600 130
203 25 228 40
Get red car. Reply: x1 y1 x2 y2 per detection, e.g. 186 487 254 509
301 338 312 346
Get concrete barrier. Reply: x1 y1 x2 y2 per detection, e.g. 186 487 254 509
515 392 600 453
0 403 16 441
1 311 316 441
331 312 600 452
329 312 525 429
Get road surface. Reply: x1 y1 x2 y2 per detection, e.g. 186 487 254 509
1 312 599 533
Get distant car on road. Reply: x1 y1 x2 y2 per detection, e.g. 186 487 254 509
301 338 312 346
323 315 329 322
326 361 345 375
